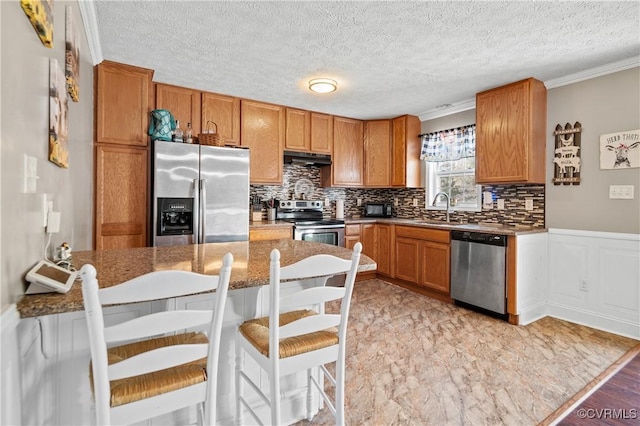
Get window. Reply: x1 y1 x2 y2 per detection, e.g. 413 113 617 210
420 124 481 211
426 157 481 211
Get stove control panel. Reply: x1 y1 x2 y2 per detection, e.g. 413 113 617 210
278 200 323 210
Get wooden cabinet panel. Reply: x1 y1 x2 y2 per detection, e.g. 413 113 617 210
392 115 422 188
95 145 148 249
419 241 450 293
95 61 153 146
155 83 202 136
345 235 360 250
201 92 241 146
364 120 391 187
360 223 376 261
394 237 420 283
241 100 284 184
249 226 292 241
476 78 546 184
376 224 392 276
285 108 311 152
310 113 333 154
323 117 363 187
395 226 450 244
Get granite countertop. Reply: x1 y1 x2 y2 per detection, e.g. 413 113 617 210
344 217 546 236
16 240 375 318
249 220 294 229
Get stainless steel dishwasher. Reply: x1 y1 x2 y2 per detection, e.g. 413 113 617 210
450 230 507 317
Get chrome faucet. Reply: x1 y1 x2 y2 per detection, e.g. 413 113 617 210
431 192 450 222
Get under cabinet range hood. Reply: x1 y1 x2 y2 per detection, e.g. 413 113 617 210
283 150 332 166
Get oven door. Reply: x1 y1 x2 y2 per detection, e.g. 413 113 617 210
294 226 345 247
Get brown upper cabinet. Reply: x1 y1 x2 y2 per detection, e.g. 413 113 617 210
392 115 422 188
285 109 333 154
95 61 154 146
322 117 364 187
155 83 202 136
475 78 547 184
364 120 392 187
241 100 285 184
202 92 241 146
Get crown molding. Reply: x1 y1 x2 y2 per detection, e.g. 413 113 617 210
418 56 640 122
78 0 103 65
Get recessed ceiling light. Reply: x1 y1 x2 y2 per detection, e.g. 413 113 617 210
309 78 337 93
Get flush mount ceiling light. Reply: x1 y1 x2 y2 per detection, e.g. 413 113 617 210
309 78 337 93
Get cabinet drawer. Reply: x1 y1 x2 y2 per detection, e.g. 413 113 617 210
395 225 450 243
345 224 361 236
249 227 292 241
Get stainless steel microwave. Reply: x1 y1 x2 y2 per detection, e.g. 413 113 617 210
363 202 392 218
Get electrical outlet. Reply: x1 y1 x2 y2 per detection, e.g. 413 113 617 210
579 280 588 292
525 199 534 211
497 199 505 210
394 198 399 207
324 198 330 207
412 198 418 207
609 185 634 199
356 198 362 206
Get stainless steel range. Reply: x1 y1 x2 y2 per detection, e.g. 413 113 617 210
277 200 345 246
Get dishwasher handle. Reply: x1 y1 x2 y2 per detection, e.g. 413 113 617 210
451 230 507 247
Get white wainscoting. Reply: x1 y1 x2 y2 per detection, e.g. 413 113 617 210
516 233 549 325
547 228 640 339
1 305 22 426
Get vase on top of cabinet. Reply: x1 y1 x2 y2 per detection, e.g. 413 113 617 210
475 77 547 184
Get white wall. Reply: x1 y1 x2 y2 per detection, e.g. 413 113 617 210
0 0 93 311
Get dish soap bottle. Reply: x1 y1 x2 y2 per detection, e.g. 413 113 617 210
185 122 193 144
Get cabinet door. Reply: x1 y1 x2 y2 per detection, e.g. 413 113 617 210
344 235 360 250
419 241 450 293
285 108 311 152
155 83 202 136
364 120 391 187
310 112 333 154
476 78 546 184
375 224 392 276
249 227 292 241
394 237 420 283
95 61 153 146
392 115 422 188
326 117 363 187
201 92 241 146
241 100 285 184
360 223 377 261
95 145 148 249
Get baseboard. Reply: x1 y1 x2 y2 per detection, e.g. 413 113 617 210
547 303 640 340
518 303 548 326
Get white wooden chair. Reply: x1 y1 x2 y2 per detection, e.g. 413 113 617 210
235 243 362 425
80 253 233 426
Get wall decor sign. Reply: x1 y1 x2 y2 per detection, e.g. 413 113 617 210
65 5 80 102
50 58 69 168
600 129 640 169
20 0 54 48
552 122 582 185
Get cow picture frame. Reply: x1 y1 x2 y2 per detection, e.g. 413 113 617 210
600 129 640 170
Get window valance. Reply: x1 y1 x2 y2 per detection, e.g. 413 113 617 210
420 124 476 162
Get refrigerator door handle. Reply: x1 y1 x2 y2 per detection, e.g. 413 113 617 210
192 178 200 244
200 178 207 243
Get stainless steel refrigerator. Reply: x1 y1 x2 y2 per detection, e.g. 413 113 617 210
152 141 250 246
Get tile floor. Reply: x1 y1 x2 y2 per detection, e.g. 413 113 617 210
302 279 638 425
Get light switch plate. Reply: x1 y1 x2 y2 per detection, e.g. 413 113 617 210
525 199 534 211
324 198 330 207
412 198 418 207
394 198 399 206
356 198 362 206
497 199 505 210
23 155 38 193
609 185 634 199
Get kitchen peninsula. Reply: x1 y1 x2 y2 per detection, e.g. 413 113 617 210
17 239 376 318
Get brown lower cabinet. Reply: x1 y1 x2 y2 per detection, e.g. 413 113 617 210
344 223 391 276
248 225 292 241
393 226 450 294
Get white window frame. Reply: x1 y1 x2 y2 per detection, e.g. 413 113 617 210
425 158 482 212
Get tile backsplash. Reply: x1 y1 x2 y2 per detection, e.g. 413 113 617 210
250 164 545 228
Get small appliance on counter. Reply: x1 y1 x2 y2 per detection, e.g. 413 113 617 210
363 202 393 218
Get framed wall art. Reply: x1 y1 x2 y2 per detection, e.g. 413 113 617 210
20 0 54 48
600 129 640 170
50 58 69 168
65 5 79 102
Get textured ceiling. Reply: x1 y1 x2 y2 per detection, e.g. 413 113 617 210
93 1 640 120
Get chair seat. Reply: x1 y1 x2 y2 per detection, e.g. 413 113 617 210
239 310 338 359
91 332 209 408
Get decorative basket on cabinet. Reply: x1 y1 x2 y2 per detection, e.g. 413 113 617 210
199 121 223 146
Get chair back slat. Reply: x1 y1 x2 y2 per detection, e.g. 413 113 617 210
278 314 341 339
103 310 213 343
279 286 346 311
108 344 209 381
279 255 353 281
99 270 220 305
